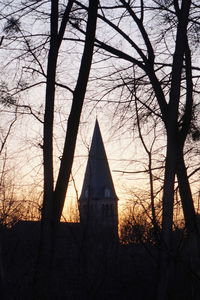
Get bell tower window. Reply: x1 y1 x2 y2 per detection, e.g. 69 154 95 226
104 188 110 198
85 188 88 198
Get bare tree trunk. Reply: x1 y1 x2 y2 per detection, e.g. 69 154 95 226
177 152 200 276
53 0 99 223
34 0 99 298
177 153 198 234
176 29 200 277
35 2 59 296
35 1 74 298
176 35 198 237
157 136 178 300
157 2 192 298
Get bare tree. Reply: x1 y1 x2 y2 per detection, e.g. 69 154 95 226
32 0 100 297
71 1 200 298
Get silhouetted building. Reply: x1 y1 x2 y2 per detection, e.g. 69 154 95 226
79 120 118 241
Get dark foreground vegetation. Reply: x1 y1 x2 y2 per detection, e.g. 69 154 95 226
1 221 200 300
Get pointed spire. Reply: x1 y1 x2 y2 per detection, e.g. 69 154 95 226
80 119 117 201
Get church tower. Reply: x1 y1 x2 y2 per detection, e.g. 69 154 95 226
79 120 118 241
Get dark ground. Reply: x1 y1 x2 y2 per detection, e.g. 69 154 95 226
1 222 200 300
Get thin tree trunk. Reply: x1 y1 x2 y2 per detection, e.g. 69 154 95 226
157 136 178 300
176 151 200 276
176 33 197 236
177 153 198 234
35 2 59 296
53 0 99 223
34 1 74 297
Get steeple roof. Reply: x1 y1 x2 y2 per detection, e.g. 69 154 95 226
80 120 117 201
